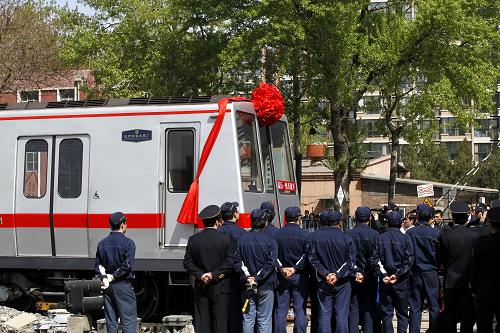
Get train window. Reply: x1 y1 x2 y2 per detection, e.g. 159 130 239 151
58 139 83 198
23 139 48 198
167 129 194 192
271 121 296 194
259 126 274 193
236 111 263 192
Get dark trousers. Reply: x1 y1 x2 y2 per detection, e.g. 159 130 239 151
476 297 500 333
349 278 377 333
193 284 229 333
309 275 319 333
274 276 308 333
379 277 410 333
103 280 137 333
409 271 440 333
444 288 475 333
317 280 351 333
228 275 243 333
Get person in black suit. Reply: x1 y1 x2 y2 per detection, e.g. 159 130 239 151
439 201 477 333
471 206 500 333
183 205 233 333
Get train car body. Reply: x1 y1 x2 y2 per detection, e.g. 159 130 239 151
0 97 299 317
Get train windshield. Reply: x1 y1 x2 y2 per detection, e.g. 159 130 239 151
270 121 296 194
236 111 263 192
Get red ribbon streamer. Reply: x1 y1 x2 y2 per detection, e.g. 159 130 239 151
177 97 248 228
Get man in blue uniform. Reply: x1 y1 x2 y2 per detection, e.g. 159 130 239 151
439 200 477 333
406 204 440 333
348 206 380 333
261 201 279 238
471 206 500 333
234 208 277 333
218 201 247 333
308 210 356 333
378 211 414 333
274 206 309 333
95 212 137 333
183 205 234 333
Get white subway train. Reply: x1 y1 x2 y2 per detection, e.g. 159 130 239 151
0 96 299 318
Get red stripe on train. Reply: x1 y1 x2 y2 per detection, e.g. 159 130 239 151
0 213 164 228
0 109 230 122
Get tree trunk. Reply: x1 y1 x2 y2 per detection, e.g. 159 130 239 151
388 130 399 204
330 104 350 219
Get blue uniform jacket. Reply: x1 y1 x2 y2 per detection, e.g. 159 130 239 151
347 223 380 277
263 223 278 238
308 226 356 283
218 220 247 253
378 227 414 278
95 231 136 281
234 229 277 290
274 223 309 283
406 222 440 272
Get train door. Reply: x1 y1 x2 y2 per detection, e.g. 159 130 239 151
161 123 199 246
15 136 90 256
53 136 90 257
15 137 53 256
269 121 298 223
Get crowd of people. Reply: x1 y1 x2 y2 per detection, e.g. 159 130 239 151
182 199 500 333
91 199 499 333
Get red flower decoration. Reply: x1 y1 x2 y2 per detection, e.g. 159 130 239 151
251 82 285 126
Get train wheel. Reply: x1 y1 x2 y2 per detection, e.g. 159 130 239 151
4 283 35 312
133 273 159 321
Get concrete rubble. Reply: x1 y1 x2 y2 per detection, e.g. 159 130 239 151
0 305 65 333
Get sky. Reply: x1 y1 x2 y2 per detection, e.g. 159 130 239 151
54 0 95 15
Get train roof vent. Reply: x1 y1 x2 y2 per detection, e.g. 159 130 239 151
46 100 106 108
47 102 68 108
0 104 7 110
128 96 212 105
84 99 106 107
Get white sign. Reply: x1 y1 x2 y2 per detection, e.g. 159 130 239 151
417 184 434 198
337 185 345 204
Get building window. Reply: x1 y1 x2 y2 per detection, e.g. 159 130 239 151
167 129 195 192
441 118 466 136
362 120 383 137
58 139 83 198
474 119 490 138
19 91 39 102
58 89 76 101
24 139 48 198
475 143 491 163
364 143 389 158
447 142 460 160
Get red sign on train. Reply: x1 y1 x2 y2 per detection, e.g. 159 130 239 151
277 180 296 192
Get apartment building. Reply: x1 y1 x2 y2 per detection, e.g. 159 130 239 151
358 81 500 163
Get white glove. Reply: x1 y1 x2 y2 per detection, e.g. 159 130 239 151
101 277 110 289
106 274 115 283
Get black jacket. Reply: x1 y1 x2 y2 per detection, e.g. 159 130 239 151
439 224 477 289
471 232 500 300
183 228 233 292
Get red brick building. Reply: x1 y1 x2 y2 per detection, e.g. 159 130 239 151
0 69 96 104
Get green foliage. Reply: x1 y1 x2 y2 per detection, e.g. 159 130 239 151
324 122 367 176
471 147 500 190
401 143 451 183
58 0 235 97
